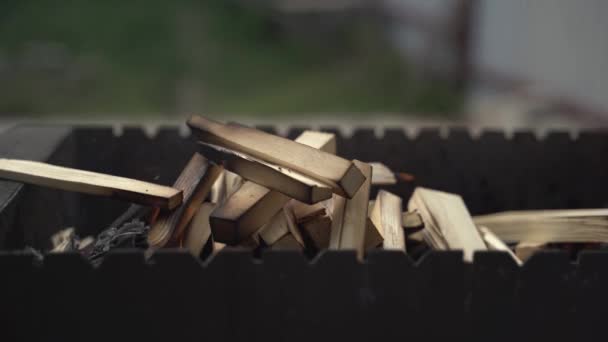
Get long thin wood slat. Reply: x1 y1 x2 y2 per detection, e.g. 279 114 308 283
147 153 222 248
408 187 487 262
0 158 182 209
187 115 365 198
199 143 332 204
370 190 404 250
329 160 372 260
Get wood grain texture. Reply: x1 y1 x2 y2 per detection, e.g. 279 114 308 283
147 153 222 248
198 143 332 204
328 160 372 260
188 115 364 198
370 190 404 250
209 130 336 245
184 202 216 257
211 181 289 244
408 187 486 262
0 158 182 209
474 209 608 243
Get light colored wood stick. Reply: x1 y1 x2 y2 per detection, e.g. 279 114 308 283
402 211 424 230
270 233 303 250
408 187 486 262
474 209 608 243
0 158 182 209
478 226 522 265
294 131 337 154
258 207 291 246
147 153 223 248
369 162 397 185
209 130 337 244
184 202 216 258
364 219 384 250
370 190 404 251
329 160 372 260
211 181 290 244
187 115 365 198
290 199 326 224
199 143 332 204
300 215 332 250
515 241 546 263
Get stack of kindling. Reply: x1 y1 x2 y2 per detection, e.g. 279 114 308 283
182 115 401 259
3 115 606 263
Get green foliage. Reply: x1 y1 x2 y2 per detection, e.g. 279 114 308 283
0 1 462 116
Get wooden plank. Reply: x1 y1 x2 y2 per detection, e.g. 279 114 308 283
369 162 397 185
515 241 546 263
148 153 222 248
199 143 332 204
294 131 337 154
258 209 290 246
211 181 290 244
188 116 365 198
408 187 486 262
402 211 424 230
474 209 608 243
270 233 303 250
328 160 372 260
369 190 403 250
478 226 522 265
184 202 216 258
209 130 337 244
0 158 183 209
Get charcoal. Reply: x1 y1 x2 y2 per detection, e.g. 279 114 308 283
88 219 149 266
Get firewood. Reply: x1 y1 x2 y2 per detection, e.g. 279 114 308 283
408 187 487 262
147 153 222 248
370 190 404 251
187 115 365 198
329 160 373 260
0 158 182 209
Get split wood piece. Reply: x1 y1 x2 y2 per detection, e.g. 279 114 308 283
148 153 223 248
473 209 608 243
188 115 364 198
209 171 226 204
0 158 182 209
213 242 226 253
369 162 397 185
290 199 327 224
199 143 332 204
402 211 424 230
209 129 336 244
238 234 261 248
258 205 304 247
408 187 487 262
478 226 522 265
294 130 337 154
300 214 332 250
407 230 425 242
270 233 303 250
328 160 373 260
291 198 332 251
364 219 384 250
370 190 405 251
211 181 290 244
258 208 290 246
515 241 546 263
210 170 244 205
184 202 216 258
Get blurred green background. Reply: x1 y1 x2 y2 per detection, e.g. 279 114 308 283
0 0 463 117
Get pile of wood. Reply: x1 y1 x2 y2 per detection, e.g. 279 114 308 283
3 115 608 263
